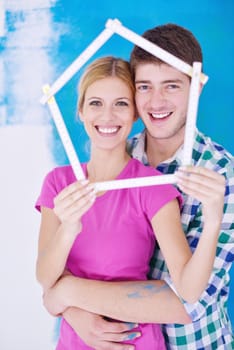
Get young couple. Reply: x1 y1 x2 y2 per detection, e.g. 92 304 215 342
36 24 234 349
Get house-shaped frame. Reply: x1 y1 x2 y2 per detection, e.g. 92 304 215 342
41 18 208 192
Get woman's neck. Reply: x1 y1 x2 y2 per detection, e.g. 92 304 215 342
87 148 130 183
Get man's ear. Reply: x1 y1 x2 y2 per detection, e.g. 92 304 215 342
199 82 204 95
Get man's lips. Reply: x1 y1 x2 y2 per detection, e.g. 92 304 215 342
150 112 172 120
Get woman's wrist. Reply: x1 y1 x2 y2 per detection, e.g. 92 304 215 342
59 275 78 308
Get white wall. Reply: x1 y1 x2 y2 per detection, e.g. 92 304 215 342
0 125 56 349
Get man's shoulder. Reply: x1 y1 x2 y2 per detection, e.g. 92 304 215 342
127 132 143 150
195 130 234 174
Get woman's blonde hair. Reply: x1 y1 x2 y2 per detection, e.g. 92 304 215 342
78 56 135 112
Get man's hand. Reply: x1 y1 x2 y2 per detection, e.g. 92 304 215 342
64 307 140 350
176 166 225 225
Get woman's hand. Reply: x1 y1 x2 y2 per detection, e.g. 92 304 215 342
175 166 225 227
53 180 96 236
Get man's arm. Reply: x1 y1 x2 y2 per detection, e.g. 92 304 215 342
180 164 234 321
44 277 191 324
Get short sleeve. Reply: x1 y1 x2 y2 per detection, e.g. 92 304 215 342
35 170 58 212
141 182 182 221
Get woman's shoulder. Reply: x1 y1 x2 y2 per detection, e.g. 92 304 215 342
46 164 84 188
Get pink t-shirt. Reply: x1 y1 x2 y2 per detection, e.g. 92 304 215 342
36 158 181 350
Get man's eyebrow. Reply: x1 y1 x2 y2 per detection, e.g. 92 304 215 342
135 80 151 84
162 79 184 84
135 79 184 84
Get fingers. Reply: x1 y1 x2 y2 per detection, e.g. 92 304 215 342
55 180 95 209
54 180 96 223
94 319 140 349
102 331 140 342
95 341 135 350
175 166 225 198
176 166 225 186
175 166 225 224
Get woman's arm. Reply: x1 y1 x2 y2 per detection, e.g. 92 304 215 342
36 207 75 290
152 166 225 303
36 180 95 290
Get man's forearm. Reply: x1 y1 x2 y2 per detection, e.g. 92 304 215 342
61 276 191 324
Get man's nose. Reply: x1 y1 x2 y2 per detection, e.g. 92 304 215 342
150 88 165 104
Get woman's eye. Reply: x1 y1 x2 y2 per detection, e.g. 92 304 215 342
89 100 102 106
116 100 128 106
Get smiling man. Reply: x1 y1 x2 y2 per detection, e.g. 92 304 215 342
127 23 234 349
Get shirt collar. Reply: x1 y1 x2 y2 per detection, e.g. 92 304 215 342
131 130 148 164
131 128 199 168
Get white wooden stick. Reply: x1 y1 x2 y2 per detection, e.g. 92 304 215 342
94 174 176 192
40 26 114 104
43 85 86 180
182 62 202 166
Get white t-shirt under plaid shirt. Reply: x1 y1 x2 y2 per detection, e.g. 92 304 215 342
127 129 234 350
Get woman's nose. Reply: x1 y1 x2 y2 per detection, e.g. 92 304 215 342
100 104 116 120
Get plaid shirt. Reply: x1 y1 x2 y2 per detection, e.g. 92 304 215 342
127 129 234 350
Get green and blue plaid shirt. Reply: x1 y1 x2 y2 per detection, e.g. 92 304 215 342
128 129 234 349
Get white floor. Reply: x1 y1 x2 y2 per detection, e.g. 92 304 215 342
0 125 56 350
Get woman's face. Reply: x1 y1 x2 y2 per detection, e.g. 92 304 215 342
79 76 135 151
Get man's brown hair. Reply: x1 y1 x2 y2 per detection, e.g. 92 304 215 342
130 23 203 78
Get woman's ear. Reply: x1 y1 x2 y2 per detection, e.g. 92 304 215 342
134 113 139 122
78 109 84 122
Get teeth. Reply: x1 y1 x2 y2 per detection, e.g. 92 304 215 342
151 112 170 119
97 126 118 134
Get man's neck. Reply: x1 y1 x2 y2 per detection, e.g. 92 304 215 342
146 132 183 168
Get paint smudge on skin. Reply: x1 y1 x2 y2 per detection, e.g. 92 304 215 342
127 283 169 299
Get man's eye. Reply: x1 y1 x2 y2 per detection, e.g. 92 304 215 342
167 84 180 90
137 85 148 91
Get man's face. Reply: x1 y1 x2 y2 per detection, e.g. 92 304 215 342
135 63 191 143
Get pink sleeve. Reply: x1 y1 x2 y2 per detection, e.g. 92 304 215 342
141 183 182 221
35 170 57 212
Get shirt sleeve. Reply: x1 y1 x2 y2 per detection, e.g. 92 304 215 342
35 169 58 212
141 182 182 221
164 165 234 321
